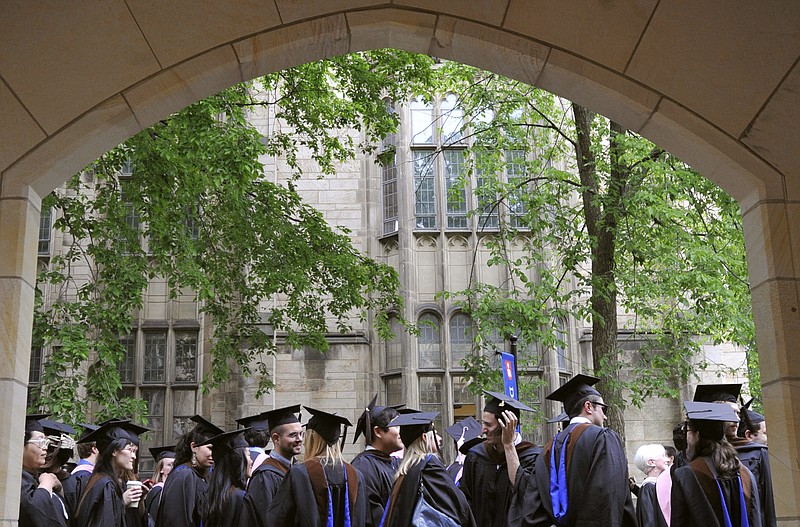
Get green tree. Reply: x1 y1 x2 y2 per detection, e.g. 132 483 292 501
429 62 753 436
32 51 434 424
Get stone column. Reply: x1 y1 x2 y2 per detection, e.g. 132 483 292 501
742 195 800 526
0 182 41 526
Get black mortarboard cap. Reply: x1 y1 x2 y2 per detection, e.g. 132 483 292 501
77 419 149 452
684 401 739 422
25 414 49 434
235 412 270 431
390 411 440 448
260 405 302 432
444 416 481 443
304 407 352 446
545 374 601 415
40 419 77 436
483 390 535 418
149 445 177 462
459 436 485 455
693 383 742 403
201 428 250 455
77 423 99 442
353 394 404 444
547 412 570 424
189 415 224 438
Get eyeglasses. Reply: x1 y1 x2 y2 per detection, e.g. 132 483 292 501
26 438 51 449
592 402 609 413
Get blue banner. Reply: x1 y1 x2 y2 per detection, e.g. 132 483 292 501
500 352 518 400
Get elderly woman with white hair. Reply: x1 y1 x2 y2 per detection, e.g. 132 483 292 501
633 443 670 526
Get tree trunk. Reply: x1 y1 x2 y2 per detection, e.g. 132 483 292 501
572 103 627 440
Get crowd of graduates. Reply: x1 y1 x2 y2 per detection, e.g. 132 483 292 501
19 374 775 527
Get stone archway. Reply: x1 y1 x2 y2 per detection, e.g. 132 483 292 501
2 3 798 524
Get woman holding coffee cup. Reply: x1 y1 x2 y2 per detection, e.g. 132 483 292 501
74 419 148 527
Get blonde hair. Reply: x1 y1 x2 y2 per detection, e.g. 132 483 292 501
151 456 173 484
303 429 344 467
395 431 436 480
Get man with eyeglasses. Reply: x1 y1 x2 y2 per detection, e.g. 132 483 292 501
509 374 636 527
240 404 304 527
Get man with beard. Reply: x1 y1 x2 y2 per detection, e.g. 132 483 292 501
350 395 404 527
460 391 541 527
240 405 303 527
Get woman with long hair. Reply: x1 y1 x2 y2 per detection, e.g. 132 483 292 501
74 419 148 527
201 429 252 527
20 414 68 527
669 401 762 527
382 412 475 527
264 407 366 527
154 415 223 527
143 446 175 519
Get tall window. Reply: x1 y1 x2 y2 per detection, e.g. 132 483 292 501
411 96 434 145
506 149 528 228
38 209 52 256
413 151 437 229
476 156 500 230
117 326 199 473
385 314 403 371
417 313 442 368
381 100 399 235
440 94 464 145
556 319 569 371
444 150 468 229
449 313 473 367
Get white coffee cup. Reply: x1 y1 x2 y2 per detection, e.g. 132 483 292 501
126 480 143 507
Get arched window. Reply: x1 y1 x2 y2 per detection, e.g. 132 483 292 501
417 313 442 368
449 313 473 366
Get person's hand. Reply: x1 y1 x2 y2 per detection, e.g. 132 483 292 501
122 485 142 507
37 472 59 493
499 410 518 447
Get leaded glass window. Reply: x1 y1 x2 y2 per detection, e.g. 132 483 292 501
418 313 442 368
413 150 437 229
449 313 473 367
174 331 197 383
444 150 468 229
143 331 166 383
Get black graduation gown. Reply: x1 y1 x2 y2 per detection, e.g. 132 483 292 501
445 461 463 482
731 439 776 527
383 455 475 527
63 470 92 527
264 459 366 527
19 470 69 527
74 475 125 527
460 440 540 527
636 481 667 527
240 458 291 527
144 483 163 520
671 458 762 527
203 488 246 527
350 449 400 527
154 463 207 527
530 423 637 527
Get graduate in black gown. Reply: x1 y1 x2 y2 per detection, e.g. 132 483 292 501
514 374 636 527
201 429 252 527
442 416 481 485
143 446 175 520
69 423 100 526
74 419 149 527
265 407 366 527
154 415 224 527
350 395 404 527
381 411 475 527
236 410 273 472
240 405 304 527
20 414 69 527
669 401 762 527
733 404 776 527
460 391 541 527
